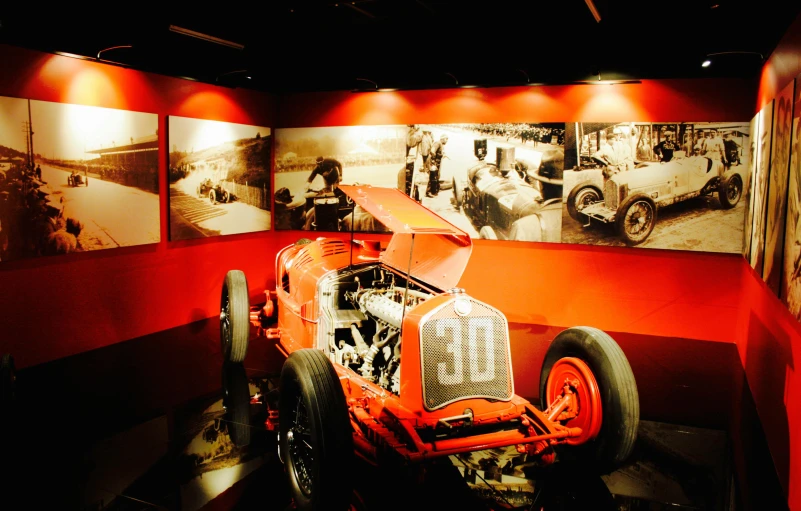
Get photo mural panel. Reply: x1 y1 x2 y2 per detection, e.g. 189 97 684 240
167 116 271 241
274 123 565 242
0 96 160 263
763 80 795 295
743 112 762 260
749 101 775 273
783 75 801 317
562 121 751 253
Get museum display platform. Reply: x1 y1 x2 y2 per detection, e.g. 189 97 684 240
1 317 783 510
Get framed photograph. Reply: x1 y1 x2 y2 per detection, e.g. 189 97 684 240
743 112 762 260
0 96 160 262
763 80 795 295
749 101 775 272
168 116 271 241
561 121 751 253
783 76 801 317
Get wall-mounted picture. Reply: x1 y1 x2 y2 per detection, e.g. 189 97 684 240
763 81 795 295
743 112 762 260
561 121 751 253
168 116 271 241
273 125 405 232
783 75 801 318
273 122 565 242
0 96 160 263
749 102 775 272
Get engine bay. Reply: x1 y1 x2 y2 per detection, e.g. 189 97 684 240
316 264 434 395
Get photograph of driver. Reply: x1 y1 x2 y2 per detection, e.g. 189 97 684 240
653 132 680 162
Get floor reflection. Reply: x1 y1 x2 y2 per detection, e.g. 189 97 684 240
3 319 738 510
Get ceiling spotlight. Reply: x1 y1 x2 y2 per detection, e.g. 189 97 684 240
702 60 712 67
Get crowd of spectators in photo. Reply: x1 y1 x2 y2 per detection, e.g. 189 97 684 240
275 152 403 173
446 123 565 147
44 159 158 193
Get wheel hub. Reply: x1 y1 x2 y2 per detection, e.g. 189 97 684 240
545 357 603 446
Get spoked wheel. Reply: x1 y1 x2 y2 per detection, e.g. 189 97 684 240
220 270 250 363
719 174 743 209
222 190 230 203
280 349 354 511
616 194 656 245
209 189 217 204
540 326 639 472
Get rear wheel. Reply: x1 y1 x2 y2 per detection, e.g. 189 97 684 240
540 326 639 472
220 270 250 363
209 189 217 204
222 190 230 203
280 349 354 511
719 174 743 209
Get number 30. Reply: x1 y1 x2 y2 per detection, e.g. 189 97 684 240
437 317 495 385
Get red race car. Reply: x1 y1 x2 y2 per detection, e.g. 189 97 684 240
219 184 639 511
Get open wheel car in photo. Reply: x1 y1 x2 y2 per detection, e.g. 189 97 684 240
453 142 563 242
567 154 746 245
218 184 639 511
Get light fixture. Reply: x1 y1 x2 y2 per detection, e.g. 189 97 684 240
702 60 712 68
169 25 245 50
215 69 251 86
445 72 459 86
584 0 602 22
352 77 379 92
702 51 764 68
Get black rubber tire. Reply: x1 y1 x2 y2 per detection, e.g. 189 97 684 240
452 177 464 209
539 326 639 473
719 174 743 209
567 184 602 224
223 362 252 447
615 194 656 246
280 349 354 511
1 353 16 406
479 226 497 240
222 190 230 203
221 270 250 363
209 189 217 204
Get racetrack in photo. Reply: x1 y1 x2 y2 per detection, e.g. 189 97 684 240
168 116 271 241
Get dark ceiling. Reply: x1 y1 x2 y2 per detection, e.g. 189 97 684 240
1 0 799 94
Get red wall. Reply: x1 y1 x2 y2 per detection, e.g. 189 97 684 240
0 44 280 367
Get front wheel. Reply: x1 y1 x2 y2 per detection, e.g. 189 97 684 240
220 270 250 363
719 174 743 209
222 190 230 203
280 349 354 511
615 194 656 245
540 326 639 472
209 189 217 204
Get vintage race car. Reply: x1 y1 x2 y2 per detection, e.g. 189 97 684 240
198 178 231 204
219 185 639 510
453 143 563 242
567 155 745 245
67 171 88 187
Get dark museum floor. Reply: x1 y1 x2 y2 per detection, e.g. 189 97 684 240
1 318 770 511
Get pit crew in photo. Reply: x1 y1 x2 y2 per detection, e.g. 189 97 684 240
427 134 448 197
593 132 631 179
653 132 680 162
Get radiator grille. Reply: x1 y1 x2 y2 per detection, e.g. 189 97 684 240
420 299 512 410
604 180 619 210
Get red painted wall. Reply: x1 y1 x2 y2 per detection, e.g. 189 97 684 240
746 14 801 508
0 44 279 368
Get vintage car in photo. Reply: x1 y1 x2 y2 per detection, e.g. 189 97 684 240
566 155 746 245
67 169 88 187
198 177 232 204
219 184 639 510
452 142 564 242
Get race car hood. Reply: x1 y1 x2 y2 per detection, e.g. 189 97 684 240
607 160 678 188
339 184 472 291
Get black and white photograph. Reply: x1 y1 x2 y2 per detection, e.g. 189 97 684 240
763 80 795 295
168 116 271 241
0 96 160 263
417 123 565 242
743 112 762 260
273 124 405 232
749 102 775 272
561 121 751 253
783 76 801 318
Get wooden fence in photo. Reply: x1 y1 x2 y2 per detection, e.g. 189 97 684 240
225 180 270 210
